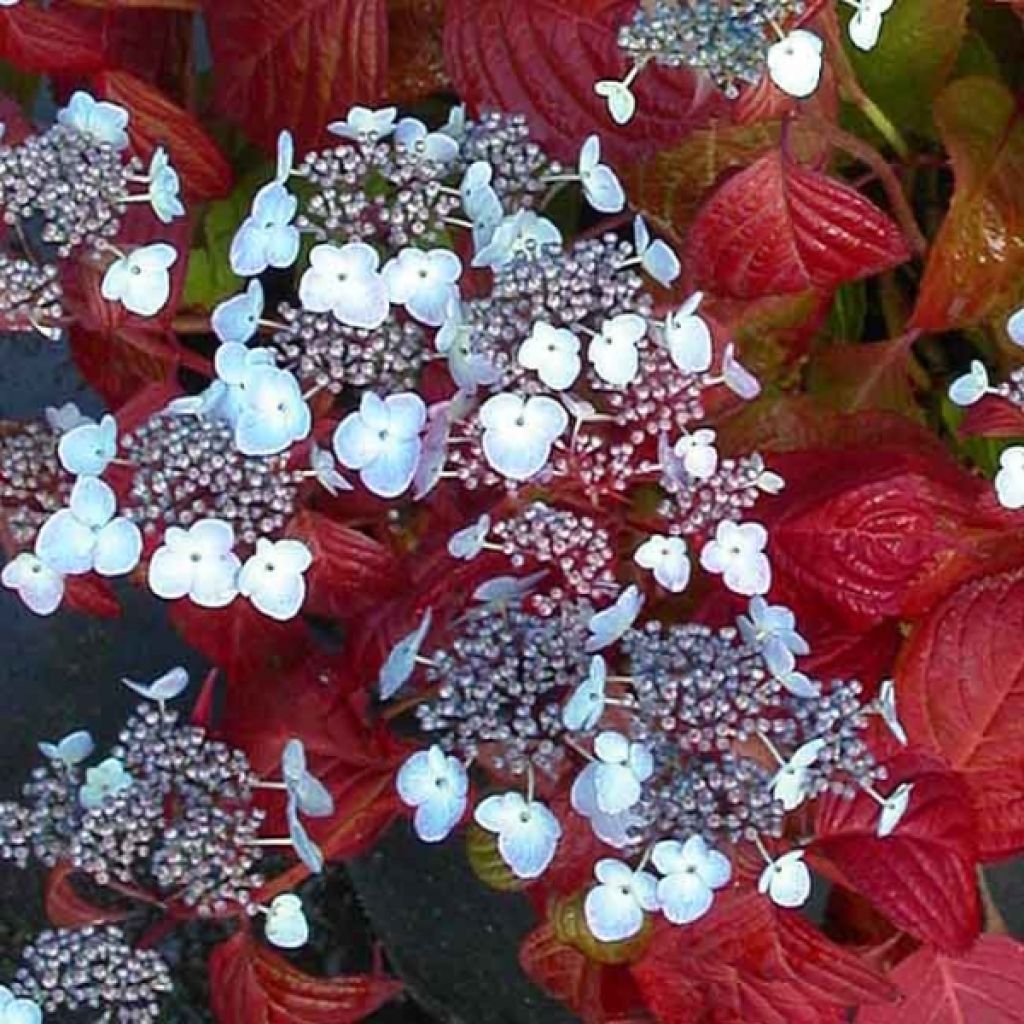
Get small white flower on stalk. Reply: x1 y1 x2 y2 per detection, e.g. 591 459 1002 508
286 799 325 873
577 135 625 213
0 986 43 1024
584 859 658 942
757 848 812 908
877 782 914 838
333 391 426 499
436 298 500 393
459 161 501 220
594 63 643 126
847 0 894 51
757 468 786 494
3 551 65 616
585 584 644 652
57 91 130 150
774 668 821 699
309 443 352 495
327 105 398 142
57 413 117 477
148 518 242 608
766 30 824 99
699 520 771 597
737 597 809 677
563 655 608 731
264 893 309 950
474 791 562 879
575 731 653 816
234 366 311 457
1009 307 1024 347
876 679 907 745
570 763 644 849
673 428 718 481
396 745 469 843
634 535 691 593
441 104 468 140
46 403 91 434
632 216 681 287
213 343 276 424
238 538 313 621
995 447 1024 510
588 314 645 387
146 147 185 224
518 322 581 391
36 476 141 578
652 836 732 925
230 183 300 277
473 211 562 270
121 666 189 708
38 730 94 766
275 130 294 183
282 739 335 817
448 515 491 561
383 248 462 327
472 570 548 608
394 117 459 164
479 393 568 482
948 360 994 407
79 757 133 810
771 737 826 811
378 608 433 700
101 243 177 317
722 339 762 397
212 279 264 345
665 293 712 374
299 242 390 330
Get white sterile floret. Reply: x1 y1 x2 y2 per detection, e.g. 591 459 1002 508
230 183 300 277
264 893 309 950
310 443 352 495
435 297 501 393
948 360 992 407
286 799 325 873
584 859 658 942
38 730 94 766
383 247 462 327
665 292 712 374
397 745 468 842
737 597 809 677
578 135 625 213
0 986 43 1024
518 322 582 391
212 279 264 345
299 242 389 330
634 535 691 593
282 738 335 817
473 211 563 270
472 570 548 608
673 428 718 481
589 314 645 387
758 849 812 907
148 518 241 608
766 30 824 99
57 413 117 477
334 391 426 499
46 403 91 434
633 216 681 287
234 366 311 457
585 584 644 652
57 91 130 149
722 343 761 399
2 552 64 615
595 78 637 126
700 520 771 597
570 765 644 849
412 404 454 500
1009 306 1024 347
394 117 459 164
479 393 568 481
460 161 501 220
563 655 607 731
757 469 786 494
774 668 821 699
772 737 825 811
441 104 468 140
847 0 894 52
276 130 294 183
995 447 1024 510
652 836 732 924
327 105 398 142
474 792 562 879
238 538 313 621
448 514 490 561
147 147 184 224
79 757 133 810
877 782 914 838
379 608 433 700
121 666 189 705
213 342 276 424
36 476 141 578
580 730 653 815
101 243 177 317
876 679 908 745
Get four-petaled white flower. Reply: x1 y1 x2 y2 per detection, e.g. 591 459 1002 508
264 893 309 950
578 135 625 213
299 242 389 330
479 393 568 482
1009 307 1024 347
474 792 562 879
584 859 658 943
652 836 732 925
563 655 607 731
148 518 241 608
101 243 177 317
334 391 426 499
121 666 189 706
737 597 809 677
327 105 398 142
378 608 433 700
234 366 311 457
518 322 581 391
766 30 824 99
594 77 637 126
436 299 500 393
383 248 462 327
876 679 908 745
396 745 469 843
58 413 117 476
239 538 313 621
212 342 275 424
473 211 562 269
2 551 64 615
36 476 141 578
758 849 812 907
146 147 184 224
38 730 94 766
995 447 1024 510
212 279 264 345
79 756 133 810
585 584 644 652
700 520 771 597
588 314 645 387
575 731 653 815
230 183 300 277
57 91 130 149
665 293 712 374
877 782 913 838
634 535 691 593
460 161 502 221
448 514 491 561
673 428 718 481
570 762 644 849
847 0 894 51
0 986 42 1024
633 217 681 287
282 738 335 818
310 443 352 495
772 737 826 811
394 117 459 164
948 360 992 407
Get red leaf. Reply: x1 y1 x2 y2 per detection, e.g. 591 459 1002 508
519 924 603 1022
684 150 911 299
814 751 981 953
960 396 1024 438
897 567 1024 860
45 862 130 929
209 930 402 1023
443 0 728 166
91 70 232 199
205 0 387 154
62 575 122 619
190 668 219 730
0 95 33 146
0 5 106 74
856 936 1024 1024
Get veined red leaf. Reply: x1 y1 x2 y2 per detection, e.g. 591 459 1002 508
443 0 728 165
0 5 106 74
519 924 603 1023
388 0 448 103
45 862 130 929
70 0 199 9
205 0 387 154
814 751 981 953
684 149 911 299
856 936 1024 1024
960 395 1024 438
209 930 402 1024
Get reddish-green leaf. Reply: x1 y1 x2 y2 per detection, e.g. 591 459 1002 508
0 5 106 74
45 862 130 929
961 397 1024 438
519 923 603 1022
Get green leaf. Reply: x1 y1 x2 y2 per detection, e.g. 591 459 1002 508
826 281 868 342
